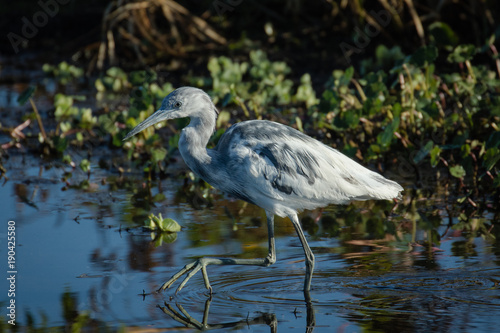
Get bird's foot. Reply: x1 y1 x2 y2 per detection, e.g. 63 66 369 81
157 259 212 294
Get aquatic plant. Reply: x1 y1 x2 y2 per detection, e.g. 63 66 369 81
145 213 181 246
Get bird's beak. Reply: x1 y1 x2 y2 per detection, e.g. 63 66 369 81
123 109 172 141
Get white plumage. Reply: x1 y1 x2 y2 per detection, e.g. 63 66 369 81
212 120 402 217
124 87 403 293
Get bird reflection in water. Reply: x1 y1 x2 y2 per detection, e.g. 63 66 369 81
157 291 316 332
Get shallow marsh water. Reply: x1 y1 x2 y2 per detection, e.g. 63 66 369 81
1 150 499 333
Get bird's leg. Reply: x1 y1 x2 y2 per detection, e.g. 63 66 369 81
289 214 315 291
158 212 276 294
265 212 276 265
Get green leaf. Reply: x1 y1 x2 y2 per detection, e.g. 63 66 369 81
147 213 181 232
160 218 182 232
207 57 221 76
79 159 91 173
370 144 381 154
216 111 231 129
409 46 438 67
62 154 73 165
493 174 500 188
339 66 354 86
151 147 167 163
483 147 500 171
128 71 148 86
447 44 476 63
413 141 434 164
112 135 123 147
392 103 402 118
221 93 232 107
17 86 36 106
95 78 105 92
106 67 127 79
342 146 358 158
333 111 359 130
378 118 399 148
54 93 74 109
428 22 458 47
42 63 54 73
486 131 500 149
430 145 441 167
421 101 440 118
153 193 166 202
52 136 68 152
449 165 466 179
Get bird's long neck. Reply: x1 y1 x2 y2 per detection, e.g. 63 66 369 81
178 115 218 182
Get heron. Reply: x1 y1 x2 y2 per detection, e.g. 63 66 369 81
124 86 403 293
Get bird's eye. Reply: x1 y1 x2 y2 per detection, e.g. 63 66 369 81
174 101 182 108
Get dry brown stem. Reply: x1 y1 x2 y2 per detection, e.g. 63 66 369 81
95 0 226 70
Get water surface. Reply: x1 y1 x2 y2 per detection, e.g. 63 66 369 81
1 150 499 332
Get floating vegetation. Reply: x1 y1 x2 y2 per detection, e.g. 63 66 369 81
146 213 181 232
145 213 181 246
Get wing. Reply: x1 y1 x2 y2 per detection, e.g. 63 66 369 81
214 120 403 215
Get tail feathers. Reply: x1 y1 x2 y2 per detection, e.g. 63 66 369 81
364 173 403 201
325 146 403 202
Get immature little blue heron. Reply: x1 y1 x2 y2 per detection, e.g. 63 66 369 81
124 87 403 293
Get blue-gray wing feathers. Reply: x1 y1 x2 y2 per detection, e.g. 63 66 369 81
212 120 403 217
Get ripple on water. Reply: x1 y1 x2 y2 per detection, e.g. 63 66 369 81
158 263 356 314
160 264 500 308
167 266 305 306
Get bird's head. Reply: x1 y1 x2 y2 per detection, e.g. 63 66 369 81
123 86 218 140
